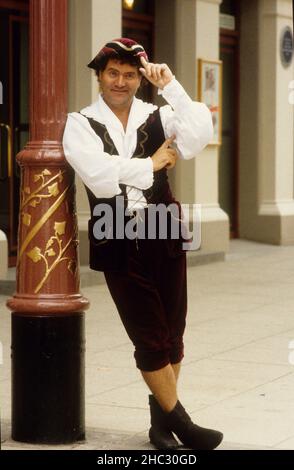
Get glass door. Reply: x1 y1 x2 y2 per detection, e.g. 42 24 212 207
219 0 240 238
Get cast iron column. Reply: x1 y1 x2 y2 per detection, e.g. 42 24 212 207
6 0 89 443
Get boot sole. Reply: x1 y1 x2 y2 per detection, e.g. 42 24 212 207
149 427 179 450
178 431 224 450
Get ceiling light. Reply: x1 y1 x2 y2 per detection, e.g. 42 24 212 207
123 0 135 10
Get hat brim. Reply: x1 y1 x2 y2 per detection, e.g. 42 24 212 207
87 40 148 71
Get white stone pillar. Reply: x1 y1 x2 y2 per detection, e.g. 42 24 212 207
194 0 229 255
258 0 294 243
240 0 294 244
90 0 122 102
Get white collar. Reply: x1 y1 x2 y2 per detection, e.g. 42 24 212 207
80 94 158 134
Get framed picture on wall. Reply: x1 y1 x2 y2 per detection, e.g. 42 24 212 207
198 59 222 146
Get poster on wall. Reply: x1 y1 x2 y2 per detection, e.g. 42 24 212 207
198 59 222 146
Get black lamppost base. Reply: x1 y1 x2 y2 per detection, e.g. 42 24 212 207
11 312 85 444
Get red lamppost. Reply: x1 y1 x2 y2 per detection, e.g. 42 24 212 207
6 0 89 443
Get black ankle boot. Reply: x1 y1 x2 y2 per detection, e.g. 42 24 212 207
148 395 179 450
166 401 223 450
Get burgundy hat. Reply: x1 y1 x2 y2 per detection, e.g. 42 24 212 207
87 38 148 71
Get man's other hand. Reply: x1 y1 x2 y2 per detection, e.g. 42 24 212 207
151 136 178 172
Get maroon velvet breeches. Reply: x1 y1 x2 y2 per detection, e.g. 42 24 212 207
104 238 187 372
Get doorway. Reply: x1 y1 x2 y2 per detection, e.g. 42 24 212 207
0 0 29 266
219 0 240 237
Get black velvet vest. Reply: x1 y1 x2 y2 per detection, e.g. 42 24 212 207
81 108 183 272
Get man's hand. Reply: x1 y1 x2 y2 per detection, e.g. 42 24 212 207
151 136 178 172
139 57 173 90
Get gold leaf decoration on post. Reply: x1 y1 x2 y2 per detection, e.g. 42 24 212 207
21 169 65 211
54 221 66 236
45 237 55 250
20 170 78 293
26 218 78 294
27 246 42 263
19 185 70 259
48 182 59 197
29 200 38 208
19 169 67 258
23 213 31 226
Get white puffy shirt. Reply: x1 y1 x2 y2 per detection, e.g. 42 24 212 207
62 78 213 212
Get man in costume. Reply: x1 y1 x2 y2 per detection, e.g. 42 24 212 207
63 38 223 450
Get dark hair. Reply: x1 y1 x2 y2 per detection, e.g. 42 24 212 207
94 51 141 77
94 52 147 87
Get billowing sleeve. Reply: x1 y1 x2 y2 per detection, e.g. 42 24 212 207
158 78 213 160
62 112 154 198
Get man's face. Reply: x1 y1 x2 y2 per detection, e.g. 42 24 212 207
98 59 142 110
